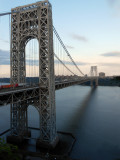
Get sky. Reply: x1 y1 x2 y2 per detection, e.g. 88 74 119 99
0 0 120 77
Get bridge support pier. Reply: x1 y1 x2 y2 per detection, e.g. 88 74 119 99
90 79 98 87
36 136 59 149
7 100 31 145
90 66 98 87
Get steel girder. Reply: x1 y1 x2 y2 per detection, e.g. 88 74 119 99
10 0 56 144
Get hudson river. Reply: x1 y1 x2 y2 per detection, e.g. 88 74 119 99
0 85 120 160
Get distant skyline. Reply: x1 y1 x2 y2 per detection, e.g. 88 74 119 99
0 0 120 77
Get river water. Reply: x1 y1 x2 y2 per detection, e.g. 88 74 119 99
0 85 120 160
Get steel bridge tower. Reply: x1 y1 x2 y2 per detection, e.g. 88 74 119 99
90 66 98 86
8 0 58 148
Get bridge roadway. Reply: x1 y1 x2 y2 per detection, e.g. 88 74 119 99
0 78 92 106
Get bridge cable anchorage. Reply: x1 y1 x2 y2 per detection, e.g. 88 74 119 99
53 26 84 76
54 53 76 76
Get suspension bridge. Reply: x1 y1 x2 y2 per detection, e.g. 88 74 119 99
0 0 98 148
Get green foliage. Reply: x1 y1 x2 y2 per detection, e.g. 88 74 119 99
0 138 21 160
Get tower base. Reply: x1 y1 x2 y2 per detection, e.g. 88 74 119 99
36 136 59 149
7 135 24 145
7 130 31 145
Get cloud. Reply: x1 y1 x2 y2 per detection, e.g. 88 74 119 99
0 39 9 44
54 59 88 66
107 0 120 13
0 49 10 65
26 59 39 66
0 49 40 66
66 45 74 49
100 51 120 57
99 62 120 67
108 0 117 6
71 34 88 42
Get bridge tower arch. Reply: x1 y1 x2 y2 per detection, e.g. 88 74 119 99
25 38 39 82
9 0 58 147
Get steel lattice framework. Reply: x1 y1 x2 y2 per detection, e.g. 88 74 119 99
10 0 57 145
90 66 98 86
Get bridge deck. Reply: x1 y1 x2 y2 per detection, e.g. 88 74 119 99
0 79 91 105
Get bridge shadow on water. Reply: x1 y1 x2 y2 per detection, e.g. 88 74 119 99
58 86 100 159
62 86 98 133
62 86 120 160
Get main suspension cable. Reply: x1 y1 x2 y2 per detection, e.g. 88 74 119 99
54 53 76 76
53 26 84 76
